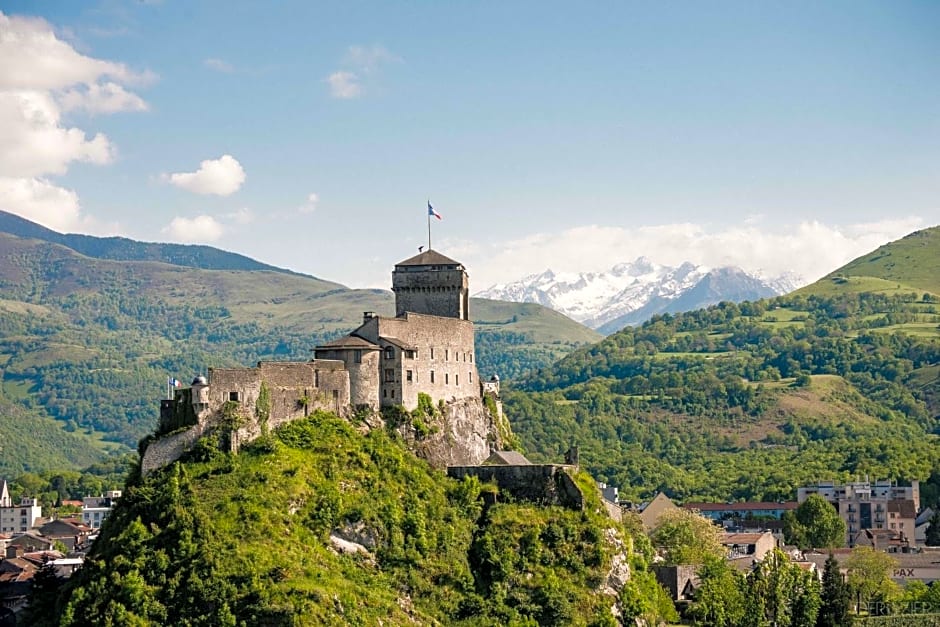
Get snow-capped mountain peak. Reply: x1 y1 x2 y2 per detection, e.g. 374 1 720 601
475 258 806 333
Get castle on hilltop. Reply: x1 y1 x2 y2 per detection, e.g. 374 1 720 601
314 249 480 410
146 249 500 474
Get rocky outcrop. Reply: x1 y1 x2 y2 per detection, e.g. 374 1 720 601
397 396 501 468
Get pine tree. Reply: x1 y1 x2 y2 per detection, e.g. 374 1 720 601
817 553 851 627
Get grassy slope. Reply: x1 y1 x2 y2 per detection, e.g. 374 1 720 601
801 225 940 297
0 396 115 476
46 413 635 626
508 223 940 501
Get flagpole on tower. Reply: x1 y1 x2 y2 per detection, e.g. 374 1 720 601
427 199 432 251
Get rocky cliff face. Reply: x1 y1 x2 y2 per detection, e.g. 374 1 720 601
394 396 502 468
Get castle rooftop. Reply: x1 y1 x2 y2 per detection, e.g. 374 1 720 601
395 249 463 268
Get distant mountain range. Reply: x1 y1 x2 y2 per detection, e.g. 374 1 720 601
0 209 323 280
475 258 805 334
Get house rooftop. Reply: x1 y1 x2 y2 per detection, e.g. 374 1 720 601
316 334 380 350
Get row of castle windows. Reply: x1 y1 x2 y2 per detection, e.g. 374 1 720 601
382 346 473 364
383 369 473 386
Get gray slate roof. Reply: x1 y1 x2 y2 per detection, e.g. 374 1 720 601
395 249 462 267
316 334 380 350
483 451 532 466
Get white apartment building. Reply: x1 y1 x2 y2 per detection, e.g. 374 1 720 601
0 480 43 533
82 490 122 530
798 480 919 546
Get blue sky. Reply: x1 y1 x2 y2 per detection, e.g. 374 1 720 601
0 1 937 289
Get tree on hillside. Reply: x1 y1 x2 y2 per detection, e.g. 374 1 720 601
926 511 940 546
742 548 821 627
845 546 901 611
689 556 746 627
651 508 725 566
817 553 850 627
783 494 846 549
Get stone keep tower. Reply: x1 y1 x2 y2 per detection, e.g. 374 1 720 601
392 249 470 319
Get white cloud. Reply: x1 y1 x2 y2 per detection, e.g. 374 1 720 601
298 193 318 214
460 218 926 291
344 45 399 73
326 44 400 99
59 81 148 114
0 12 148 90
0 90 114 177
162 215 224 242
167 155 246 196
0 11 151 231
0 177 81 231
204 58 233 73
226 207 254 224
326 71 361 99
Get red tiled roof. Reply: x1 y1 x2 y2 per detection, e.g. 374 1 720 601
684 502 798 512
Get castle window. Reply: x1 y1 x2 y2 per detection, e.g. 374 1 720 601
430 371 435 383
391 389 395 398
405 349 415 359
385 369 395 382
469 372 472 383
383 389 387 398
384 346 394 360
445 373 449 385
470 354 473 363
354 350 362 363
430 348 435 360
315 370 319 387
228 391 240 402
445 349 449 361
455 374 459 386
406 370 413 382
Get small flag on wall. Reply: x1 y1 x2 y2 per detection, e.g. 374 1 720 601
169 377 182 388
428 201 442 220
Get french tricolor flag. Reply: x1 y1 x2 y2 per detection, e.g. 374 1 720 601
428 201 442 220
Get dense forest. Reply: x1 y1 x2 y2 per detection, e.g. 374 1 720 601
508 290 940 503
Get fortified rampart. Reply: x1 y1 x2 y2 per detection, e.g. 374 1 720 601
142 247 504 475
446 464 585 510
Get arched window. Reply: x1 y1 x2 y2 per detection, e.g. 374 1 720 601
384 346 394 360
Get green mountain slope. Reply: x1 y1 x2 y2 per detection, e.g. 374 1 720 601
508 228 940 504
800 225 940 297
0 396 116 476
0 209 326 279
31 412 659 626
0 230 596 461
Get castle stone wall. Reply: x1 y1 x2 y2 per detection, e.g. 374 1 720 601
140 423 206 476
359 313 478 410
446 464 585 510
392 267 469 319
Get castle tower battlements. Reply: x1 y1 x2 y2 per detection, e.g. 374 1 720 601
392 249 469 320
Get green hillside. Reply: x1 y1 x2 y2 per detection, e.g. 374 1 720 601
801 225 940 297
0 231 595 463
0 396 117 476
29 412 664 626
507 228 940 504
0 209 324 279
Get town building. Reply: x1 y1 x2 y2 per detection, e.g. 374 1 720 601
0 481 42 534
682 501 797 525
798 480 919 546
81 491 121 530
